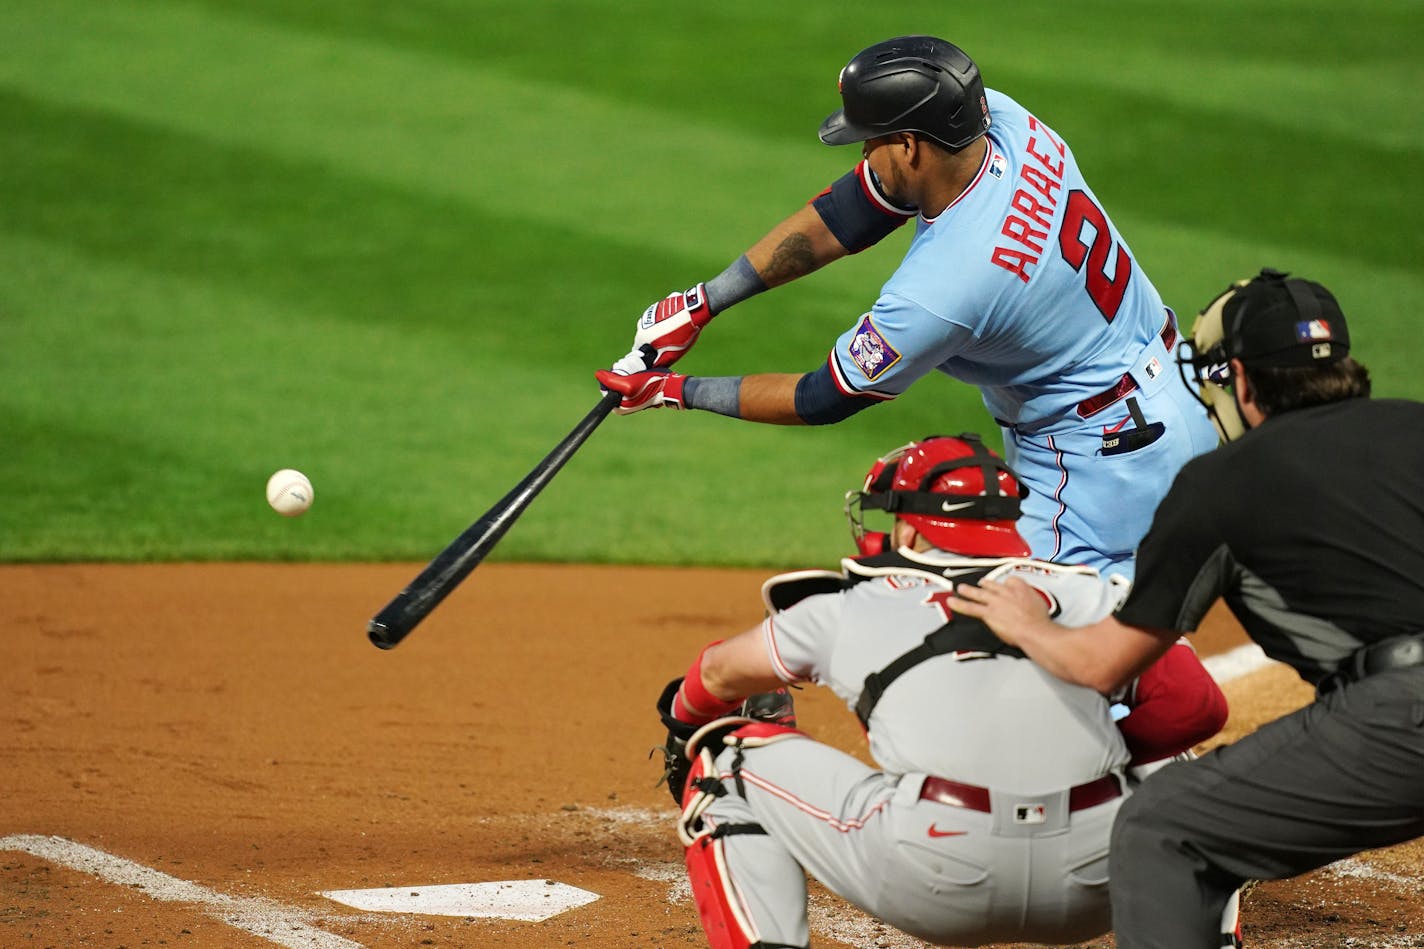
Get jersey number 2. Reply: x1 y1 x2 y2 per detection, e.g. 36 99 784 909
1059 189 1130 322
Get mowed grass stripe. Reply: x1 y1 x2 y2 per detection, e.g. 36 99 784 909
182 0 1421 153
0 229 891 564
1027 82 1419 274
0 230 620 560
0 88 670 348
2 0 1416 276
0 84 886 375
0 0 845 263
973 0 1420 153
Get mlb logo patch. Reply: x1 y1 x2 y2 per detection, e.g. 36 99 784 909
848 315 901 381
1014 804 1047 825
988 151 1007 179
1296 319 1334 342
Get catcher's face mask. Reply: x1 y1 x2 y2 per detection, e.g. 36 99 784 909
1177 277 1251 443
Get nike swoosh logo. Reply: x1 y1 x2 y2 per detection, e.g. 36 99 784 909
939 501 975 513
927 825 967 838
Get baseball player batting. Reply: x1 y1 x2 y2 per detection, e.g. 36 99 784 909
653 435 1227 948
598 35 1219 579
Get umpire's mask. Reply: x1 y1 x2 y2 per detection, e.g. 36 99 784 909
1176 267 1351 443
1177 276 1251 443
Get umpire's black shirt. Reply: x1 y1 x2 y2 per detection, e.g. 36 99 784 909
1116 398 1424 686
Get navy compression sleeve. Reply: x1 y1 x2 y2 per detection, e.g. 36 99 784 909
794 362 879 425
811 162 915 253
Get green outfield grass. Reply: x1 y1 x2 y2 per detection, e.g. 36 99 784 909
3 0 1420 566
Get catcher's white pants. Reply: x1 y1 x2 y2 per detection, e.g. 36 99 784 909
694 734 1124 947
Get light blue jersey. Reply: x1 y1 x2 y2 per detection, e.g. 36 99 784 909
826 91 1217 577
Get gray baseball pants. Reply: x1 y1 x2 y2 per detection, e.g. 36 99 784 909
1109 667 1424 948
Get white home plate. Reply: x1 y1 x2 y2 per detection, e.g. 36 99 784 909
320 881 599 921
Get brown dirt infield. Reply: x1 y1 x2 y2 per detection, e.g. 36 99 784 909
2 563 1421 948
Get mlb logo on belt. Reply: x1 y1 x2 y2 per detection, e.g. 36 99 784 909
1014 804 1047 824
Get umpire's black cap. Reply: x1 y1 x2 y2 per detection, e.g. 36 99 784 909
1224 268 1350 368
818 36 991 151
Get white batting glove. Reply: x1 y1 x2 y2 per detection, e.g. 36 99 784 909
609 347 652 377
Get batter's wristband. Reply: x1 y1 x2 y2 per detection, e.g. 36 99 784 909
702 255 767 315
673 642 741 725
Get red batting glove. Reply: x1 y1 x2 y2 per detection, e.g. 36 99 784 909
595 368 688 415
633 284 713 368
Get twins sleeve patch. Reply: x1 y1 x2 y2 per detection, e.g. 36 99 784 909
848 315 902 381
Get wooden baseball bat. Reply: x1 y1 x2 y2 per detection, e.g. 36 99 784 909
367 387 623 649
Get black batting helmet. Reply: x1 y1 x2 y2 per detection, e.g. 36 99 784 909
818 36 991 151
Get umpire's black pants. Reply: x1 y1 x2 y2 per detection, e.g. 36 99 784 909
1108 666 1424 948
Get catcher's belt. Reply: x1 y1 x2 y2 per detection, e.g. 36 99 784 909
919 773 1122 814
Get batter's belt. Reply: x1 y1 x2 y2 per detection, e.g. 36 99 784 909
994 310 1179 435
918 773 1122 813
1074 312 1179 419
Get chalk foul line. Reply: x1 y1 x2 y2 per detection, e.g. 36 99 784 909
0 834 363 949
1202 642 1275 683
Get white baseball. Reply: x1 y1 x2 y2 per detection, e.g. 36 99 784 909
266 468 314 517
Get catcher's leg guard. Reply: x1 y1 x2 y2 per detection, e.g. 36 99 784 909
679 718 809 949
686 822 795 949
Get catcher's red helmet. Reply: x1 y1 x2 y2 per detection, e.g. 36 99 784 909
846 434 1030 558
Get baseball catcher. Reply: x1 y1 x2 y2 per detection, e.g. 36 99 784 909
652 434 1227 948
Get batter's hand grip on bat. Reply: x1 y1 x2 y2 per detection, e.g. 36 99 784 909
367 387 623 649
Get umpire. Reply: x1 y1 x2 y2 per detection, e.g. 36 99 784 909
947 268 1424 948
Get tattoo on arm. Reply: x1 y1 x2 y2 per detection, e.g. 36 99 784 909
763 233 819 285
